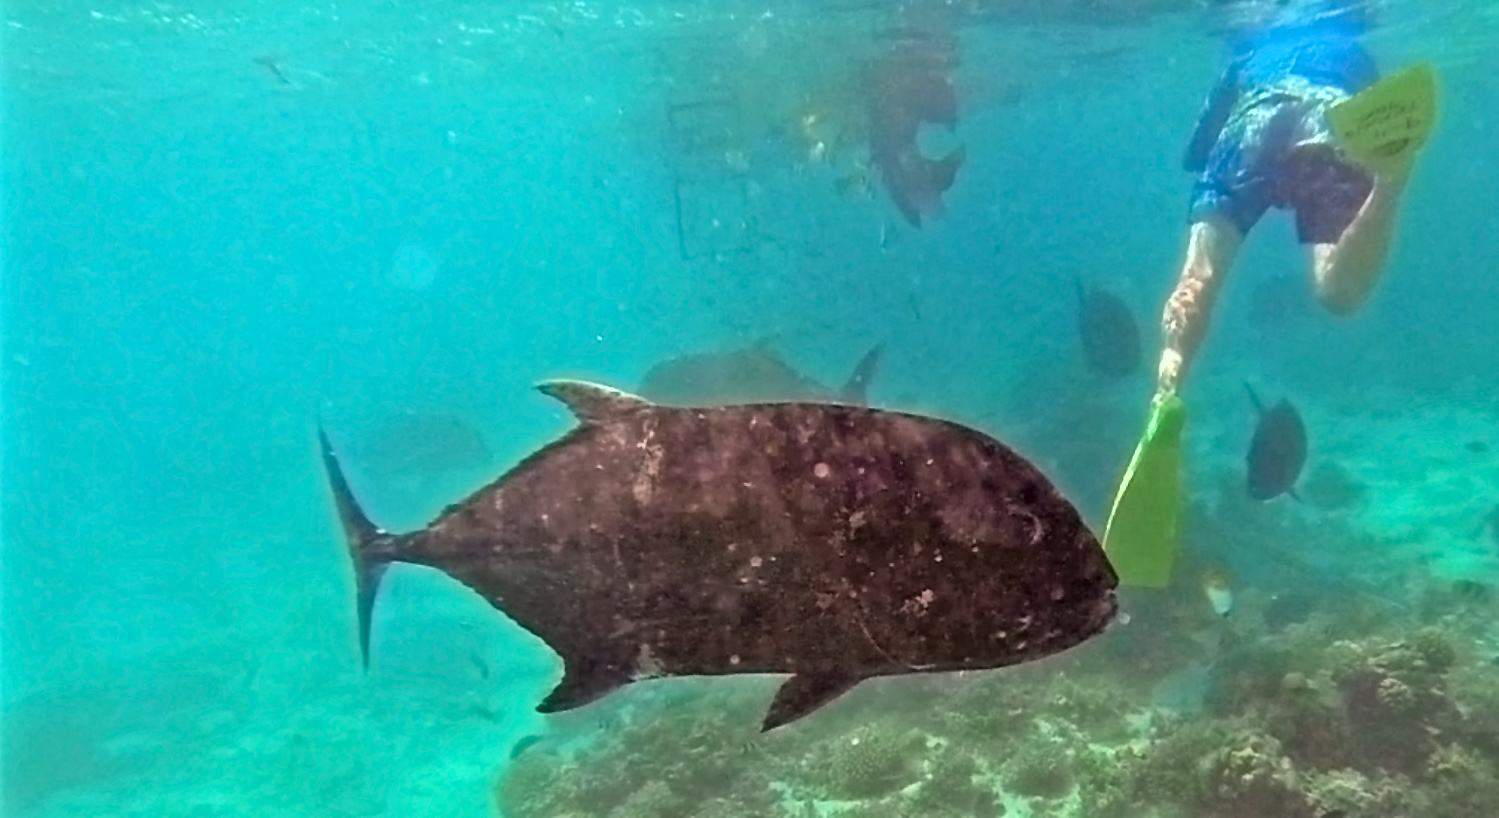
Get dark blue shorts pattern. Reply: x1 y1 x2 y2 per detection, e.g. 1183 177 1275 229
1189 79 1374 244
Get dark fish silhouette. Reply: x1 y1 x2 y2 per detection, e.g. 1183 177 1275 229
1453 579 1491 603
638 342 883 407
348 411 492 481
319 381 1117 731
509 734 545 760
1483 505 1499 549
1076 281 1141 377
867 49 965 227
253 55 291 86
1245 385 1307 501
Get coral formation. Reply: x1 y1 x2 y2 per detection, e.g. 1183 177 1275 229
1001 739 1072 798
1200 730 1301 817
804 725 922 799
495 511 1499 818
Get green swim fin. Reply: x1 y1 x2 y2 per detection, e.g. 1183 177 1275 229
1102 392 1186 588
1328 62 1438 175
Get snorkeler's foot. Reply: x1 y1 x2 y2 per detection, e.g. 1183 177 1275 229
1328 63 1438 181
1156 350 1184 397
1373 156 1414 190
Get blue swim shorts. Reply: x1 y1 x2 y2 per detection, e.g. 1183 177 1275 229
1189 78 1374 244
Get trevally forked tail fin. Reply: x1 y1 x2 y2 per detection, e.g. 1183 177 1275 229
317 424 392 669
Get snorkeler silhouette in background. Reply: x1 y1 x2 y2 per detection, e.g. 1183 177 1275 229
1102 0 1435 587
1155 0 1417 397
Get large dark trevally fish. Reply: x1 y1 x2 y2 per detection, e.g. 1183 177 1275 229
320 381 1117 731
1076 281 1141 377
1245 384 1307 501
638 341 883 407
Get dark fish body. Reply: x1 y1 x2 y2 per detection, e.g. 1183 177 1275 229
1076 282 1141 377
1245 385 1307 500
320 381 1116 730
638 342 883 407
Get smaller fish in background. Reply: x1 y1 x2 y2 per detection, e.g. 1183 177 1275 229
840 344 884 405
1244 384 1307 501
1075 280 1141 378
1464 439 1489 454
1482 504 1499 549
1201 567 1234 617
637 340 883 407
866 39 965 228
254 55 292 86
508 734 546 761
467 651 490 680
1452 579 1491 604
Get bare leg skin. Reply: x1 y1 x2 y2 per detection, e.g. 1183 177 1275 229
1157 215 1245 396
1310 166 1410 315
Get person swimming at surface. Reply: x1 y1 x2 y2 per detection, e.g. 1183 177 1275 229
1154 0 1416 398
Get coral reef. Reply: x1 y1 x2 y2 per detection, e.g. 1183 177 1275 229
1001 730 1074 798
800 725 923 799
1328 629 1462 774
496 683 782 818
495 543 1499 818
906 748 1000 817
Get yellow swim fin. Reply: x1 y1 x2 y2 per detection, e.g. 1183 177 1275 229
1328 62 1439 174
1102 392 1186 588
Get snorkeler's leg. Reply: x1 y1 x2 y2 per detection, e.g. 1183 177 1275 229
1310 166 1410 315
1157 215 1244 395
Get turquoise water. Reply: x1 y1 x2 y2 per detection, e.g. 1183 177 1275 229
5 1 1499 816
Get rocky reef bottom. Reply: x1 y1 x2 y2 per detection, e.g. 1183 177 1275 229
496 575 1499 818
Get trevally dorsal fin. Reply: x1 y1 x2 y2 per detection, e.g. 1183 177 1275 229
537 380 652 424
